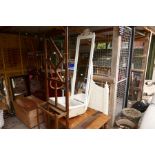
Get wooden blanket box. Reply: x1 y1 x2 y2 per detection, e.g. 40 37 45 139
13 95 46 128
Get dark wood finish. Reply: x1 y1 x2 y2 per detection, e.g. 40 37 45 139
65 27 69 128
38 28 69 129
44 39 49 101
37 102 67 129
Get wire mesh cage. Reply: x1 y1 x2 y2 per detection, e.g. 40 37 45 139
132 57 145 69
68 27 114 89
132 41 145 69
116 26 132 116
129 71 143 100
93 31 113 78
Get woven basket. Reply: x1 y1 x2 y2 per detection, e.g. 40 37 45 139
122 108 141 122
115 118 136 129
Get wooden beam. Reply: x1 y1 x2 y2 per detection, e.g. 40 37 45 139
0 26 13 32
109 27 122 126
144 27 155 35
131 69 145 73
44 38 49 101
65 26 69 129
69 27 113 35
141 32 152 98
93 75 114 84
1 48 11 109
95 27 113 34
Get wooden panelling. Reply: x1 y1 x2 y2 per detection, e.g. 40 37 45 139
0 33 44 107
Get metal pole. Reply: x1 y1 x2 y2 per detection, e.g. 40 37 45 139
124 26 135 107
65 26 69 128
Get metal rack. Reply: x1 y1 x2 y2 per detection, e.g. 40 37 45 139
115 27 132 116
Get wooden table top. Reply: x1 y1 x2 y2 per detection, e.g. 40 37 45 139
60 108 110 129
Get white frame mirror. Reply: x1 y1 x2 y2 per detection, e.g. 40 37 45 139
71 31 96 109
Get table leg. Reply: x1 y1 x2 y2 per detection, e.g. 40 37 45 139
37 107 40 129
104 123 108 129
55 114 59 129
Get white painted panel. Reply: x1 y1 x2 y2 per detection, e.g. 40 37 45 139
89 81 109 115
0 110 4 128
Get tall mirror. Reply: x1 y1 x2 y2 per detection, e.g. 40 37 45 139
71 31 95 108
74 39 91 94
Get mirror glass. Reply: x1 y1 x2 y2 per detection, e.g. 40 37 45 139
74 39 91 94
10 75 30 99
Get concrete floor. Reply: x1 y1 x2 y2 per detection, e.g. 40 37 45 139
3 116 45 129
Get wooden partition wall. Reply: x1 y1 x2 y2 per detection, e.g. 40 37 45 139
0 33 43 110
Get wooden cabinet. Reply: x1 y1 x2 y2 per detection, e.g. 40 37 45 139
129 35 152 101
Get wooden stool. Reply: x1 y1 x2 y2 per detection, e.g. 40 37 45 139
13 95 46 128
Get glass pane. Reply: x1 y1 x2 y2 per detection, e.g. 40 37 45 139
74 39 91 94
11 77 27 96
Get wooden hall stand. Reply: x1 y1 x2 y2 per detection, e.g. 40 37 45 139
37 27 69 129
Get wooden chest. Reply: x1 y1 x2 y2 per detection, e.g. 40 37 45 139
13 95 46 128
